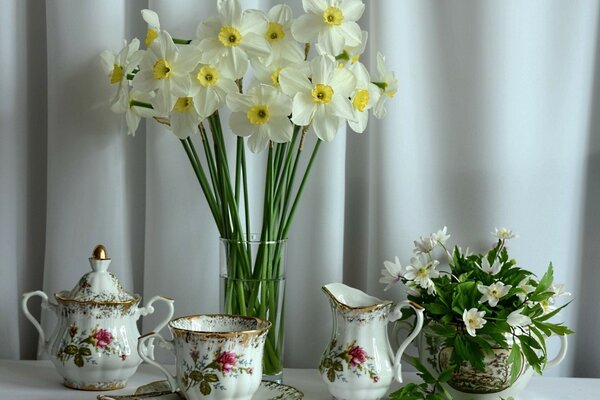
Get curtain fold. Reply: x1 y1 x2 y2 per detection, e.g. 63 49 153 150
2 0 599 377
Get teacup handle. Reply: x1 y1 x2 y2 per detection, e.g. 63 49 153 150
389 300 424 383
22 290 58 355
546 334 568 369
138 332 178 392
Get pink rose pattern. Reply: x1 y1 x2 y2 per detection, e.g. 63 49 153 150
217 351 237 372
319 340 380 383
57 324 124 368
93 328 113 349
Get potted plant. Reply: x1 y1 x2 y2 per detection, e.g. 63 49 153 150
382 227 573 399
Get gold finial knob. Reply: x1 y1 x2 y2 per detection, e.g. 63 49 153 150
92 245 109 260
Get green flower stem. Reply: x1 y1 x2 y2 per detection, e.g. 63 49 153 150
240 143 251 245
129 100 153 109
197 123 222 215
173 38 192 44
235 137 243 206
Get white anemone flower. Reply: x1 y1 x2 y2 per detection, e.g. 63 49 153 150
141 9 161 47
195 0 270 79
463 308 487 337
550 283 571 299
169 96 202 139
291 0 364 56
478 282 512 307
540 299 556 315
190 63 238 120
133 31 196 115
111 90 156 136
480 257 501 276
493 227 518 240
431 226 451 246
347 62 380 133
507 309 532 328
373 52 398 119
227 84 293 153
413 236 435 255
380 257 404 291
405 280 422 297
262 4 304 65
100 38 144 109
516 276 535 302
279 55 356 142
404 256 440 294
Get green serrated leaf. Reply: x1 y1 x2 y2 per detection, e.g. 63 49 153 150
414 358 436 384
535 301 573 322
533 263 554 295
520 340 542 374
428 324 456 337
425 303 449 315
437 365 456 383
508 343 522 385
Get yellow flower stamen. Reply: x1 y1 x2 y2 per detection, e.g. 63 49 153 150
386 89 397 98
265 22 285 43
197 66 220 87
219 26 242 47
247 105 270 125
323 6 344 26
110 64 124 84
271 67 283 86
352 89 369 112
145 28 159 47
174 97 193 112
351 55 360 64
153 59 171 80
311 84 334 104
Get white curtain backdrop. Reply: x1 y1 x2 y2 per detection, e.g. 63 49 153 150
3 0 600 379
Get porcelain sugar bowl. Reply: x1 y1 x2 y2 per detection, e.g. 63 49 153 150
22 245 174 390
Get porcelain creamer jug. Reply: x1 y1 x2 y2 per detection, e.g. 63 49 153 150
319 283 424 400
22 245 175 390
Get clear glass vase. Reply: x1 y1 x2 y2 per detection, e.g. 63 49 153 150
219 234 287 383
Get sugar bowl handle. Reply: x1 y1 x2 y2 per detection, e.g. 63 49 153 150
138 295 175 333
22 290 58 354
389 300 424 383
138 332 178 392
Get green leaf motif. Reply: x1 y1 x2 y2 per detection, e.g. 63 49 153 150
74 354 84 368
327 368 336 382
204 373 219 383
189 370 203 382
78 347 92 356
200 380 212 396
64 345 78 355
333 361 343 372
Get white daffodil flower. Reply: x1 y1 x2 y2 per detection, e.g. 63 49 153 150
478 282 512 307
516 276 535 302
279 55 356 142
100 39 144 109
463 308 487 337
431 226 451 246
319 30 368 66
111 90 156 136
380 257 404 291
190 63 238 120
262 4 304 65
480 257 501 276
373 52 398 119
291 0 364 56
493 227 518 240
169 97 202 139
347 61 380 133
251 58 310 89
404 256 440 293
413 236 435 255
141 9 161 47
133 31 196 115
507 309 532 328
227 84 293 153
194 0 270 79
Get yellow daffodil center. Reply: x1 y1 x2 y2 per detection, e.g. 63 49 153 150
153 59 171 80
386 88 397 98
247 105 270 125
312 84 334 104
265 22 285 43
197 66 220 87
110 64 124 84
351 55 360 64
219 26 242 47
174 97 193 112
352 89 369 112
145 28 159 47
323 7 344 26
271 67 283 86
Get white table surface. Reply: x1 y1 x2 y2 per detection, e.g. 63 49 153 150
0 360 598 399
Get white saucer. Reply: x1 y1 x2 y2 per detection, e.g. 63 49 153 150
97 379 303 399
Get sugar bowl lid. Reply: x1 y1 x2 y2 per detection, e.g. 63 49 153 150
56 245 136 303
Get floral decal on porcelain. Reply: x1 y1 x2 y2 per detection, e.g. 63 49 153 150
319 339 379 383
182 347 254 396
57 324 126 367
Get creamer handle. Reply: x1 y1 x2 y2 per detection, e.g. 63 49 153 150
22 291 58 354
546 335 568 369
138 332 178 392
390 300 424 383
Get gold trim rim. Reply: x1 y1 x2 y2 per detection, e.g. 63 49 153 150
54 291 141 306
169 314 272 337
322 285 393 313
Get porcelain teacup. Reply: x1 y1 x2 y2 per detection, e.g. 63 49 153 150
138 314 271 400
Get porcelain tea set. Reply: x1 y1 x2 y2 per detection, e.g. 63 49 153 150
23 246 556 399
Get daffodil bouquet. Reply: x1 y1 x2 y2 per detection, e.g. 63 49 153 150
100 0 396 377
381 228 573 394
